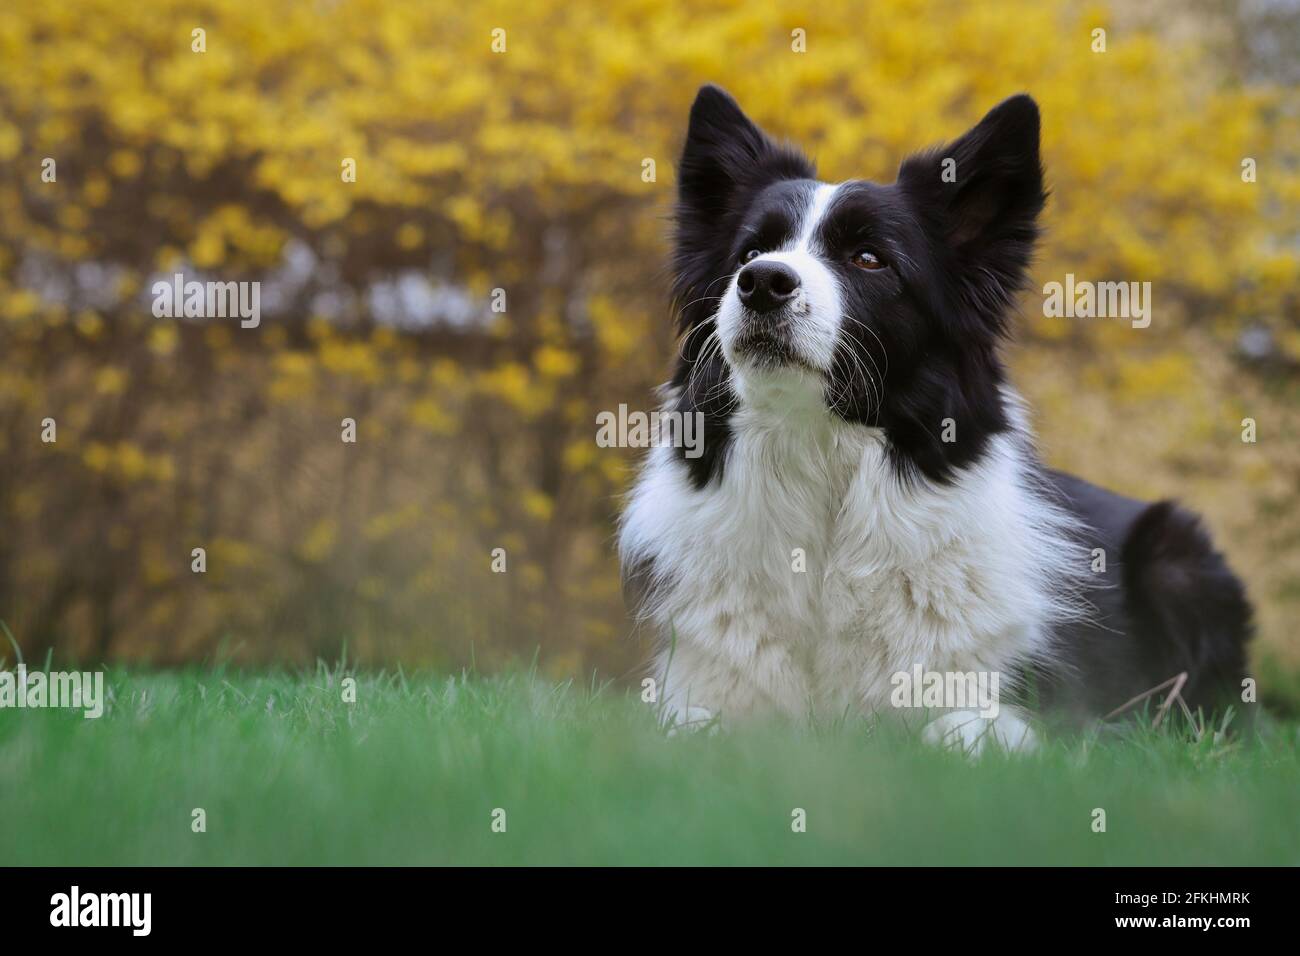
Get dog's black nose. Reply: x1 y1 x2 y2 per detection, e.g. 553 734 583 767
737 260 800 313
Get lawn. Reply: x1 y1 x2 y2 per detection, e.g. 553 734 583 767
1 667 1297 866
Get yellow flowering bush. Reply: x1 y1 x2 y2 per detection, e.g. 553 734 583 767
0 0 1296 673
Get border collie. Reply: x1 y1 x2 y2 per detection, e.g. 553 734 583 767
619 85 1251 750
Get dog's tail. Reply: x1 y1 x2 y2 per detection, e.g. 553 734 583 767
1120 501 1253 718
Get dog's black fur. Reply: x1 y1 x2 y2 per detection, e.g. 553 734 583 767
1039 472 1252 721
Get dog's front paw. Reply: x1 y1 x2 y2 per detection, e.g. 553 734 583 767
922 709 1037 756
664 704 719 737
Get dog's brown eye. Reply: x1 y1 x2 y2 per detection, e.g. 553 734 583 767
851 250 885 271
741 248 761 264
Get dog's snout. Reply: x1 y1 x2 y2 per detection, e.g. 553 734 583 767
737 260 801 313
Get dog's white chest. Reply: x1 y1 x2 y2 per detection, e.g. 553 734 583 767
620 411 1070 720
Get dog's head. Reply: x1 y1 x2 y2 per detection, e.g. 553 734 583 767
670 85 1045 484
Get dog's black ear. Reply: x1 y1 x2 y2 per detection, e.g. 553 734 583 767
898 95 1045 324
676 85 814 255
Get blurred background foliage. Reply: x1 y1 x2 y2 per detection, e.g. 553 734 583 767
0 0 1297 680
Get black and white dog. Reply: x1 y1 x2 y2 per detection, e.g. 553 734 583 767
619 85 1251 750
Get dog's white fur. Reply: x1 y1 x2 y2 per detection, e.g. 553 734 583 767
620 183 1086 752
715 184 845 375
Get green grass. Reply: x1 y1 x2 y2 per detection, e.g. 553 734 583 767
1 666 1297 865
